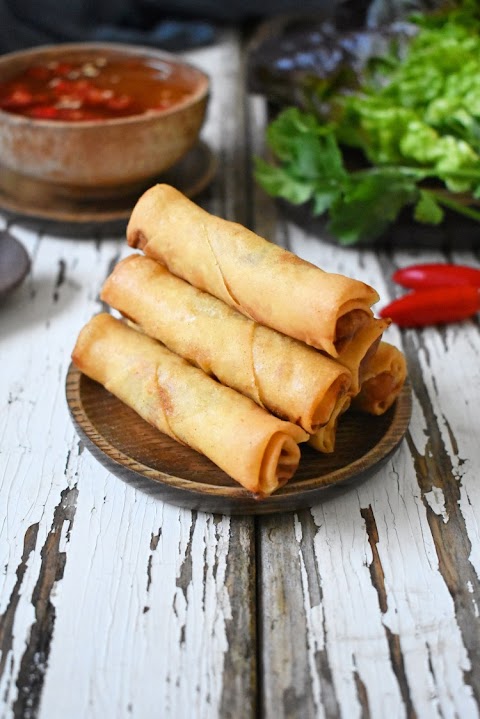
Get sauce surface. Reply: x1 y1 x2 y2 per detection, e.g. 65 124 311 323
0 54 196 121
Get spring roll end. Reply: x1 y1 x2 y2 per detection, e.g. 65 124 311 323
255 432 302 498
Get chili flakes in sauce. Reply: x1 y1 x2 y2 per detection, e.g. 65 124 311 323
0 55 194 121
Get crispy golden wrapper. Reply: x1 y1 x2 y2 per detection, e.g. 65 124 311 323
102 255 352 433
127 184 379 357
72 314 308 496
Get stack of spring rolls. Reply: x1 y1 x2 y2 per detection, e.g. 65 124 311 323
72 184 407 497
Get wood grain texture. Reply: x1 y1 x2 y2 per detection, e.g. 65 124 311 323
261 262 479 717
0 140 216 228
247 93 480 718
1 31 257 719
0 226 257 718
65 364 411 515
1 26 480 719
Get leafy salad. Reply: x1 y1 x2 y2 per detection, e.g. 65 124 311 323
254 1 480 244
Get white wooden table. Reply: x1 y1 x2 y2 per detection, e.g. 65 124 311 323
2 30 480 719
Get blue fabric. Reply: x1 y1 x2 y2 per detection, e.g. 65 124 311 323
0 0 217 52
90 20 216 50
0 0 333 54
88 20 215 50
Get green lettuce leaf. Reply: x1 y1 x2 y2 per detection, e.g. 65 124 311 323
254 2 480 244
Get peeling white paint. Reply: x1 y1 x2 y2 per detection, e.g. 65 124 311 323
2 28 480 719
424 487 449 523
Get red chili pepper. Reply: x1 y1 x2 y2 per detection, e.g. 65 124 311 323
2 86 33 109
56 108 99 121
85 87 111 106
52 79 78 96
55 62 74 77
107 94 132 111
380 286 480 327
393 263 480 290
24 65 51 82
28 105 59 119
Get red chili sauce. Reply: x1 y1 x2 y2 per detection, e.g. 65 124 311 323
0 54 195 121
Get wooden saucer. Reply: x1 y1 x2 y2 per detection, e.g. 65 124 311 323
66 364 412 515
0 140 216 228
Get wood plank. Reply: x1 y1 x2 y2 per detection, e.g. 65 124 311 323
0 222 257 719
253 231 480 718
248 93 480 717
0 30 258 719
2 24 480 719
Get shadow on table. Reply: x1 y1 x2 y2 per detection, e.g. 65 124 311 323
276 199 480 251
1 269 81 340
2 211 127 240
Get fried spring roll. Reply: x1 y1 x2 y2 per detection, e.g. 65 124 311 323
126 184 379 357
308 395 351 454
72 314 308 496
335 317 391 395
353 342 407 415
101 255 352 433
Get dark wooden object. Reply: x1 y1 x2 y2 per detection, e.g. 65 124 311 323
0 230 30 297
0 140 216 231
66 364 412 515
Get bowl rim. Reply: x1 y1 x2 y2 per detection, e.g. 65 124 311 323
0 41 210 128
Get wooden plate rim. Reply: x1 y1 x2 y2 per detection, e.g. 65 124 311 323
0 139 216 225
66 363 412 514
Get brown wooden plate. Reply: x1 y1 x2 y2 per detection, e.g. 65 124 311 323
0 139 216 228
66 364 412 515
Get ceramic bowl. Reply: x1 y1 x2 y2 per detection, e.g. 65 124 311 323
0 42 209 199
